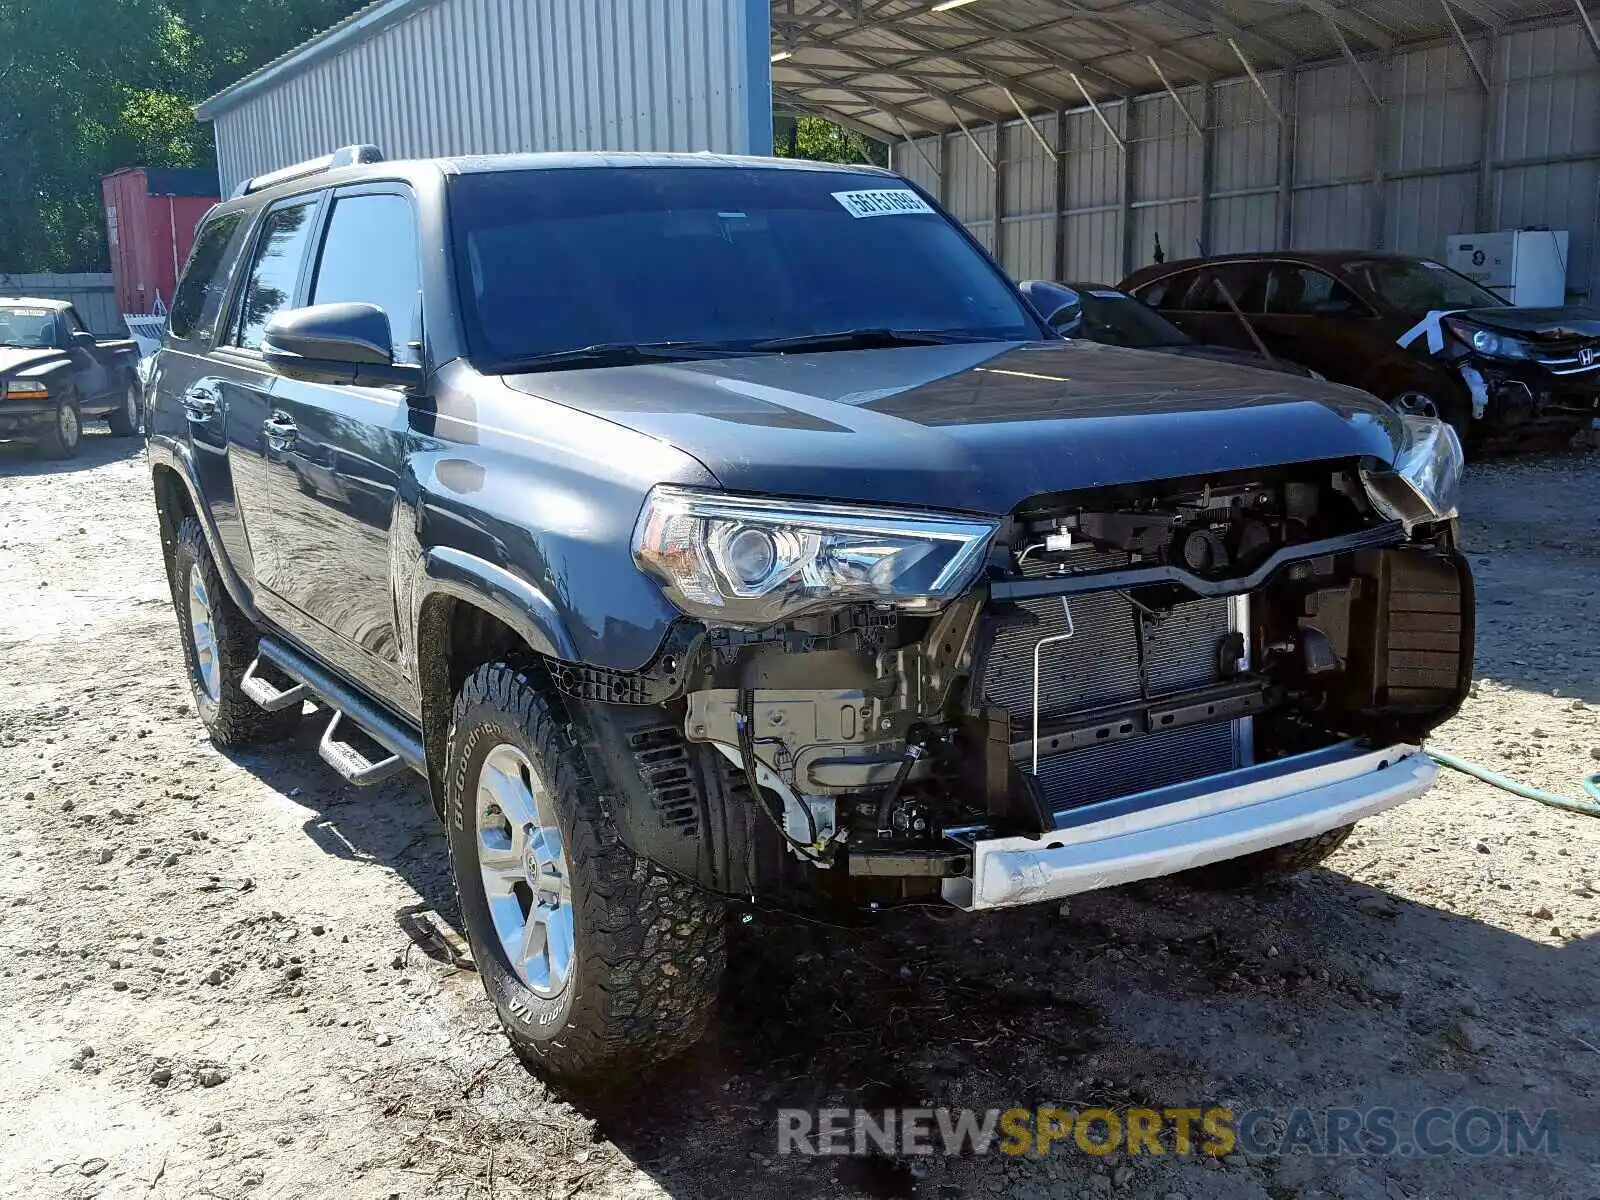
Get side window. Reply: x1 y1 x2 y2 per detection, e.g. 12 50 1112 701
65 308 89 336
1140 271 1194 310
231 200 319 350
308 192 423 363
1184 264 1268 314
169 210 246 342
1264 265 1371 317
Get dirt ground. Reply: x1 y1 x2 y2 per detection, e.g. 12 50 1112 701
1 429 1596 1200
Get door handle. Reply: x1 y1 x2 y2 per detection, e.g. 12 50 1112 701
181 384 221 423
263 413 298 450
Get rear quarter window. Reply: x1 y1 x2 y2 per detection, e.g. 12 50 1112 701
168 210 248 342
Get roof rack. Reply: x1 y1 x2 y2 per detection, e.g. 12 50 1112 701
231 144 385 199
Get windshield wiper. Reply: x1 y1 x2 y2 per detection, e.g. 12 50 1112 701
750 328 991 353
487 340 752 374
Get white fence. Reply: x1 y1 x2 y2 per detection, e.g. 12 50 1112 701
0 273 120 337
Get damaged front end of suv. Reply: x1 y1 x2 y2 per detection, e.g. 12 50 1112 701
584 411 1471 916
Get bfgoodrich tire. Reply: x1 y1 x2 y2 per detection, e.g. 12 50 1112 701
171 517 302 748
1179 824 1356 891
445 661 725 1085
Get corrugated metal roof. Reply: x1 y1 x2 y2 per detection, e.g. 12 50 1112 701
771 0 1581 141
199 0 1584 142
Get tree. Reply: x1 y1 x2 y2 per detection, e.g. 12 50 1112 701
0 0 363 272
774 114 888 168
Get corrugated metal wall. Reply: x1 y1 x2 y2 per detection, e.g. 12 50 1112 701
0 273 120 337
895 15 1600 299
208 0 772 195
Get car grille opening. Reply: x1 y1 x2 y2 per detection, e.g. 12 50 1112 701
982 551 1247 814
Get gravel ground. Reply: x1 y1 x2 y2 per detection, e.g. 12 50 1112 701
0 430 1596 1200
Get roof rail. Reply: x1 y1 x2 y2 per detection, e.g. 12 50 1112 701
231 144 385 199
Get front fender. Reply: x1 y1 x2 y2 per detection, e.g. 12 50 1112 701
410 547 579 663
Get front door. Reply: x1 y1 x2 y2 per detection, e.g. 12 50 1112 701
209 193 326 605
1250 263 1384 381
265 185 423 712
60 309 109 401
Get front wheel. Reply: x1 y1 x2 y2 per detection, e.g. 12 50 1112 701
445 662 725 1085
106 377 142 437
37 399 82 459
1179 824 1355 891
1389 387 1471 450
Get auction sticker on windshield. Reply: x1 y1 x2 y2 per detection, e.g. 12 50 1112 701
832 189 935 218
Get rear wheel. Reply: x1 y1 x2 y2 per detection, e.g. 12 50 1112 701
445 661 725 1085
106 377 141 437
171 517 302 747
1179 824 1355 891
37 399 81 460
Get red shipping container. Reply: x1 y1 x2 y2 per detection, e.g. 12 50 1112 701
101 168 219 317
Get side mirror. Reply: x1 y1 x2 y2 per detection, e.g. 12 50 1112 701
70 329 98 348
263 303 422 388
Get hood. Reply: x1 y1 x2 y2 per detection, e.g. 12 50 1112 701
503 341 1402 515
1453 306 1600 342
0 346 63 376
1147 342 1315 378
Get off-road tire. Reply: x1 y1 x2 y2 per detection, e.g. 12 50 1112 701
172 517 302 747
445 661 726 1085
106 376 142 437
37 398 82 459
1180 824 1356 891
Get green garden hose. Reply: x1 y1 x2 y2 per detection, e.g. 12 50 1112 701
1427 747 1600 819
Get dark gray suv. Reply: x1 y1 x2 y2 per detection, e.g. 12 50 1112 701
147 146 1473 1084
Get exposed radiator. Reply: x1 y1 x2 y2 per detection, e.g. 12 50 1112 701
982 551 1245 813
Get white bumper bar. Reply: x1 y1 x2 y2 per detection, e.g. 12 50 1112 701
943 743 1435 910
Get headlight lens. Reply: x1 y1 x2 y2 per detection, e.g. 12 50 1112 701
4 380 49 399
1360 415 1464 533
1452 322 1530 360
632 486 999 625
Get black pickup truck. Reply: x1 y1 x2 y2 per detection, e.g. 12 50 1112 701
0 298 141 457
146 147 1473 1085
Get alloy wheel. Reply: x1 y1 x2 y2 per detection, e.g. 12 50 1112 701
187 571 222 703
475 743 575 996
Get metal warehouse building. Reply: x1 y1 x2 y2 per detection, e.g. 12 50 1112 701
200 0 1600 299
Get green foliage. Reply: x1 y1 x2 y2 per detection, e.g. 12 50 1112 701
0 0 363 272
0 2 892 273
775 115 888 168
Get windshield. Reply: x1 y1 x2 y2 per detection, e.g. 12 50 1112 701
448 166 1040 368
1071 288 1191 348
1343 258 1507 313
0 307 58 349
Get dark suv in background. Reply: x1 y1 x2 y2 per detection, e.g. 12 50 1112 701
1122 251 1600 450
146 148 1472 1085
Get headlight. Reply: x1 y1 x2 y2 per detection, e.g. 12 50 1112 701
1360 415 1464 534
1448 320 1529 360
632 486 999 625
4 380 49 400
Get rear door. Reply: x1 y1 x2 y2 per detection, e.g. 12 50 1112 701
155 208 256 575
208 194 326 606
1252 263 1383 379
263 184 423 708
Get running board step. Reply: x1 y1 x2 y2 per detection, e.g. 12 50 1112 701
254 635 426 784
240 657 308 712
319 710 406 787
